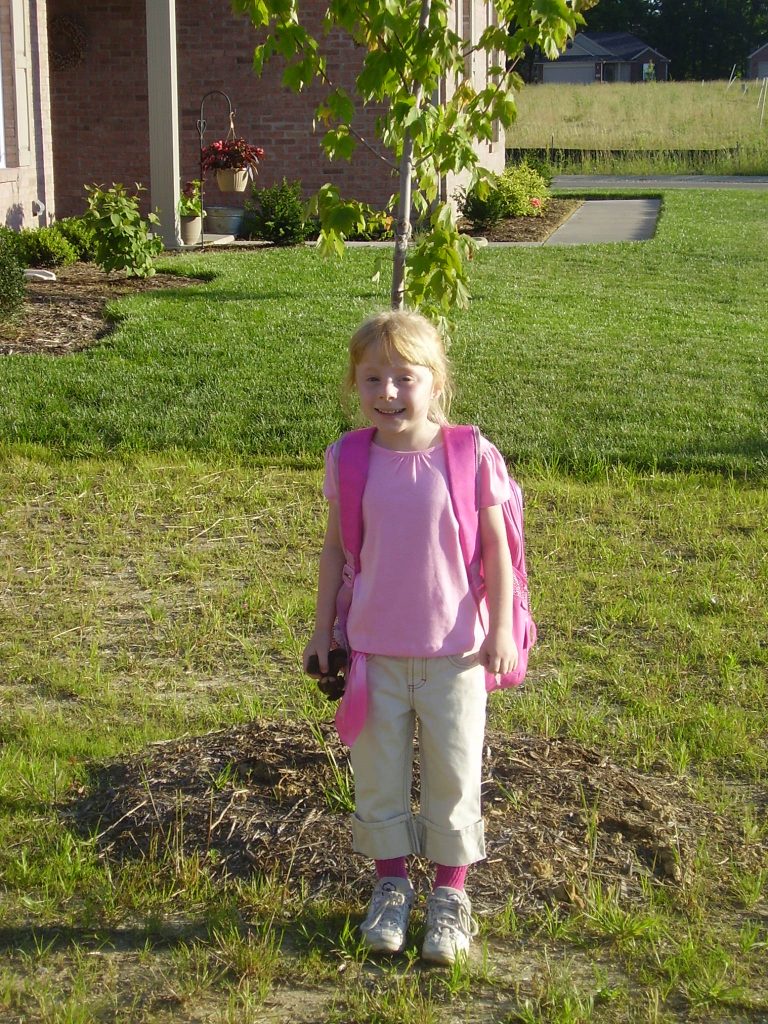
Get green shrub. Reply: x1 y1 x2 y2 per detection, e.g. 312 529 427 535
456 179 507 230
84 183 163 277
346 205 395 241
0 230 25 320
497 162 550 217
16 226 78 268
517 153 554 186
0 225 23 262
52 217 97 262
246 178 309 246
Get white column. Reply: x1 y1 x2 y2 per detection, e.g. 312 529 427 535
146 0 181 248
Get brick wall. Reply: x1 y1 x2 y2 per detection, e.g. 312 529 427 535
48 0 396 218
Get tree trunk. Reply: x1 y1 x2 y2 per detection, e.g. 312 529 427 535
390 0 432 310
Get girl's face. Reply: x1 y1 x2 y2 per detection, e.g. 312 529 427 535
355 354 441 450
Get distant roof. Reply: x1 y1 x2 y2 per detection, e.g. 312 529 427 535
544 31 669 63
748 42 768 58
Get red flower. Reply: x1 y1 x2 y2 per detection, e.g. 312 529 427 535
201 137 265 174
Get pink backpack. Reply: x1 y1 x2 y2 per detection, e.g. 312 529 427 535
336 425 536 691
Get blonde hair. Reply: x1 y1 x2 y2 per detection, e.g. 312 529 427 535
344 310 453 424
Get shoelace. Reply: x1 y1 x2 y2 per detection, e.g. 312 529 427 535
365 885 409 930
426 894 479 938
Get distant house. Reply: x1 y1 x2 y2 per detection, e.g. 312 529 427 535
535 32 670 85
749 43 768 79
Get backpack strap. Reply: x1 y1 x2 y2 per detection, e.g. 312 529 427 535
442 424 482 575
338 423 483 575
336 427 376 573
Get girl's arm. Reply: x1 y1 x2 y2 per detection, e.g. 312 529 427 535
303 500 346 675
477 503 519 675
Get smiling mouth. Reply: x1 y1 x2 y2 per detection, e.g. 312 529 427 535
376 407 406 416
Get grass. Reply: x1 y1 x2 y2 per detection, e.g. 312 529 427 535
1 191 766 477
1 186 767 1021
506 81 768 174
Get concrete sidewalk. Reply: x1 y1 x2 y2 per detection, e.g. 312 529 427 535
544 198 661 245
536 173 767 245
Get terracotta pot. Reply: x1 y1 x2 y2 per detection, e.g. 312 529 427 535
180 215 202 245
216 168 249 193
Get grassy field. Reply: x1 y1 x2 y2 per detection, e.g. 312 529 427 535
506 81 768 174
0 189 766 1022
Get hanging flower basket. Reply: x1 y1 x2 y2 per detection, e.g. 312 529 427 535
216 168 250 193
201 137 265 192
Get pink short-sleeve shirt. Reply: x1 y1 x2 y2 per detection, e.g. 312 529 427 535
323 433 511 657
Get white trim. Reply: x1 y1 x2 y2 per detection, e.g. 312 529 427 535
11 0 33 166
146 0 181 248
0 25 5 168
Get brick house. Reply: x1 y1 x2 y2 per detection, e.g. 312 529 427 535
535 31 669 84
749 42 768 79
2 0 505 245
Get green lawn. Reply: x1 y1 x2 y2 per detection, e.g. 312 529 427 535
1 189 766 1023
1 190 766 476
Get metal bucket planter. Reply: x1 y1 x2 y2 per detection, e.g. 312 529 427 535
204 206 245 236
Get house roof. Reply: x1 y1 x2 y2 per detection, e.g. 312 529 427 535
542 31 669 63
748 42 768 58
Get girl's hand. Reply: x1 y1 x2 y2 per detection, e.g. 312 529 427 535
478 630 518 676
303 632 331 676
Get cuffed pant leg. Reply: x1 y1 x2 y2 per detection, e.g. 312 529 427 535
349 656 419 859
414 653 487 866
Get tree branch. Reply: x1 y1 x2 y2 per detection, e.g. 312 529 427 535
347 125 400 171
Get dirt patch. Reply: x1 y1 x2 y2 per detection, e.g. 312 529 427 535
0 263 204 357
66 718 760 914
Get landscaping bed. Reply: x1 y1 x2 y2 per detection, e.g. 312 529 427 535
0 265 202 356
459 197 581 242
0 201 580 357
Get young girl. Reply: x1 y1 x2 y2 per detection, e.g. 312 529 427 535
304 310 517 964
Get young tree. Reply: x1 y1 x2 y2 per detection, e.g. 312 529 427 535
233 0 589 322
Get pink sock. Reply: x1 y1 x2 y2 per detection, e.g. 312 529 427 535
374 857 409 880
433 864 469 891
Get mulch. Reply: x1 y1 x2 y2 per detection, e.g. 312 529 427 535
0 265 202 357
65 716 762 915
460 197 581 243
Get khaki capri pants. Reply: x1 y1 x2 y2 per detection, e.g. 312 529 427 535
349 652 487 867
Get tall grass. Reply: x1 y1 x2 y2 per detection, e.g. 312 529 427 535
507 81 768 173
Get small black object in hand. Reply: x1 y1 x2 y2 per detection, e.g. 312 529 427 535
306 648 348 701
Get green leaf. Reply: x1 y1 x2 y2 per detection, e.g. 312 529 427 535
321 127 356 161
326 88 355 124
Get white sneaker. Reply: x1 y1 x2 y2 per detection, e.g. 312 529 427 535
359 877 415 953
421 886 479 965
